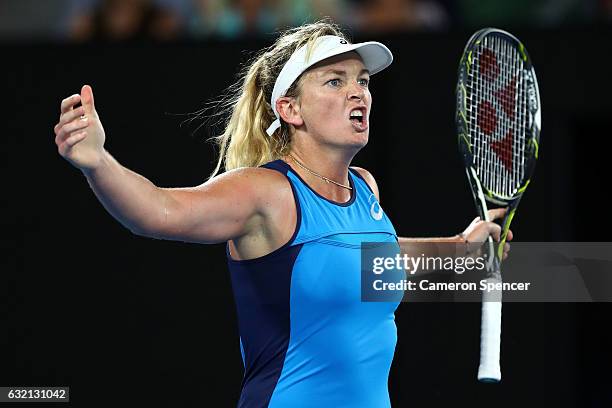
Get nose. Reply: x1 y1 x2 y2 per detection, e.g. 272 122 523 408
347 81 365 101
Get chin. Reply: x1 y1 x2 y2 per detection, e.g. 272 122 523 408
322 128 369 149
349 130 369 147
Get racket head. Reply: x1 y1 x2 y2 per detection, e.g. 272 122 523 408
456 28 541 206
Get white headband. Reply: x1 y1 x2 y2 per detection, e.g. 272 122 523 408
266 35 394 136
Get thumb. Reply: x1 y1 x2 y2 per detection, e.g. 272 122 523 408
81 84 96 115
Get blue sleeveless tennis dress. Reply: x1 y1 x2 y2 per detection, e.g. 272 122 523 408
227 159 400 407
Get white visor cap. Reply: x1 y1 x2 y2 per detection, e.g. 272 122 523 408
266 35 393 136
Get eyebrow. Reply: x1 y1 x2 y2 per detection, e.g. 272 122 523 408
320 68 370 76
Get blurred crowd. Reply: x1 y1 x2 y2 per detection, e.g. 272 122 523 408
1 0 611 42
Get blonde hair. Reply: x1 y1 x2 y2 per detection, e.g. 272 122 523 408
208 20 348 178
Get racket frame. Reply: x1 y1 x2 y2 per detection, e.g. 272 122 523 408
455 27 541 383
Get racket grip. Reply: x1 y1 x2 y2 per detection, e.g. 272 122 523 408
478 299 502 382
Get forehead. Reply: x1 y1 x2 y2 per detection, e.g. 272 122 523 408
305 51 367 77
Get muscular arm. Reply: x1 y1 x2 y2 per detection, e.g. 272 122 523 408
56 85 271 244
83 151 267 243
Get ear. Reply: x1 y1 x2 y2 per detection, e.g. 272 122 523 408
276 96 304 128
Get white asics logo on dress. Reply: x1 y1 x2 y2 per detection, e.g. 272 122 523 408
368 194 383 221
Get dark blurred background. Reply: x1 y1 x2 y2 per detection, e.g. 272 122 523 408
2 0 612 407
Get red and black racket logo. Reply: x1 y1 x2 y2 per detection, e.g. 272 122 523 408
476 47 517 173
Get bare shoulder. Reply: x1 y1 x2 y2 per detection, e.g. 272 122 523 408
212 166 293 207
350 166 380 201
221 166 297 260
149 165 295 245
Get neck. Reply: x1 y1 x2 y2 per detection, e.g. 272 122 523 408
289 136 357 183
290 151 352 184
289 153 352 190
285 141 358 200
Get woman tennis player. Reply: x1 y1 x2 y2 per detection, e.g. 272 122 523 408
54 21 510 408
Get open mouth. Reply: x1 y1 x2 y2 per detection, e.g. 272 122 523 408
349 108 368 130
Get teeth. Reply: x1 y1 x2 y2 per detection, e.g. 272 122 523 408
350 109 363 117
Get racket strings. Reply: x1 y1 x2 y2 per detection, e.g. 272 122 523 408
466 35 528 199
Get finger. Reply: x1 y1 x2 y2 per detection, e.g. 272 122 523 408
487 207 508 222
81 85 96 115
58 131 87 156
57 106 86 132
488 222 502 242
61 94 81 114
505 229 514 242
56 118 89 143
503 242 511 260
65 131 88 147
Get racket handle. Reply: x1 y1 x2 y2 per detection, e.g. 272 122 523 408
478 297 502 382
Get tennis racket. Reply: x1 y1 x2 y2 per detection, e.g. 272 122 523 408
456 28 541 382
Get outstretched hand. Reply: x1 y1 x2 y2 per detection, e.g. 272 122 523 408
461 208 513 260
54 85 106 171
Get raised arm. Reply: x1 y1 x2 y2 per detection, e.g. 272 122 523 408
54 85 271 244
